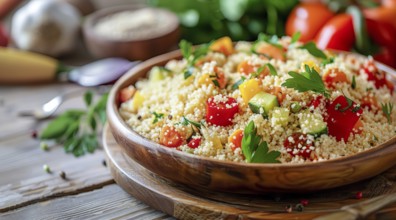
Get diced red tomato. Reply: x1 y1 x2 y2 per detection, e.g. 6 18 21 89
308 95 324 109
254 43 286 61
118 86 136 103
326 95 363 141
322 68 349 88
159 126 183 148
361 60 393 92
187 137 201 149
352 119 363 134
284 133 315 160
228 129 243 151
206 96 239 126
360 93 379 111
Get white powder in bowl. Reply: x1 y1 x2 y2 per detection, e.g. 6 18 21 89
94 8 176 41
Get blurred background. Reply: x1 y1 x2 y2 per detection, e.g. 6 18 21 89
0 0 395 68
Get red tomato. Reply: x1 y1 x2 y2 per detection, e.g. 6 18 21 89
326 96 363 141
284 133 315 160
366 19 396 68
322 68 349 88
206 96 239 126
308 95 324 109
286 3 334 42
214 66 227 89
187 137 201 149
228 129 243 150
315 14 355 51
159 126 183 148
363 3 396 31
361 60 393 91
0 24 8 47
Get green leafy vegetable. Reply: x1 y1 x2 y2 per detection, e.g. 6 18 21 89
382 102 394 124
232 76 246 90
290 31 301 44
282 64 330 98
265 63 278 76
321 57 334 66
40 91 108 157
299 42 327 59
241 121 280 163
152 112 164 124
351 75 356 89
179 40 211 79
181 116 201 129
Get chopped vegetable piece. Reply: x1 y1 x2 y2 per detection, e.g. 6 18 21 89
291 102 302 113
361 60 394 92
149 66 172 81
130 90 144 112
326 95 363 141
253 41 286 61
206 96 239 126
159 126 183 148
228 129 243 150
239 78 261 104
299 42 327 59
322 68 349 88
299 110 327 136
209 36 234 56
187 137 201 149
248 91 279 117
284 133 316 160
118 86 136 103
270 107 290 127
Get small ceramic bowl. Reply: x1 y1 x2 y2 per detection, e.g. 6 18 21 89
82 5 180 61
107 50 396 194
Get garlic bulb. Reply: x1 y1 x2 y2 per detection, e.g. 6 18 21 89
11 0 81 57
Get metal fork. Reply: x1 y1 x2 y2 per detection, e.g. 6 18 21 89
18 86 111 120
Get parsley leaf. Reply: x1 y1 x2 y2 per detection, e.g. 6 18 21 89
179 40 211 79
241 121 280 163
232 76 246 90
291 31 301 44
381 102 393 124
265 63 278 76
282 65 330 98
40 91 108 157
152 112 164 124
352 75 356 89
299 42 327 59
181 116 201 128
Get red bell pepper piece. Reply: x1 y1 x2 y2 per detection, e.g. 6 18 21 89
187 137 201 149
206 96 239 126
159 126 183 148
284 133 315 160
326 95 363 141
315 14 355 51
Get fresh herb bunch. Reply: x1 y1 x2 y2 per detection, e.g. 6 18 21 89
179 39 211 79
242 121 280 163
39 91 108 157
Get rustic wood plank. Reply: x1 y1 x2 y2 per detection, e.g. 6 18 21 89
0 184 173 220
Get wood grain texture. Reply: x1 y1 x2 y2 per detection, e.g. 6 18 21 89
1 185 173 220
103 126 396 219
106 50 396 193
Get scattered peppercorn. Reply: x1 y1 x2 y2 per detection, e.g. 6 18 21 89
295 203 304 212
43 164 51 173
285 204 292 213
102 159 107 167
300 199 309 206
356 191 363 199
31 130 38 139
59 171 66 179
168 115 173 120
40 142 49 151
137 115 142 120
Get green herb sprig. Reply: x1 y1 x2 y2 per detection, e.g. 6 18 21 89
299 42 327 59
242 121 280 163
40 91 108 157
290 31 301 44
232 76 246 90
152 112 164 124
179 40 211 79
181 116 202 129
381 102 394 124
282 64 330 98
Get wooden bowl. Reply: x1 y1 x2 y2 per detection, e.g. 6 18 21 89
107 50 396 194
82 6 180 61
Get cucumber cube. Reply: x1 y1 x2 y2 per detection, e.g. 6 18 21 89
248 91 279 117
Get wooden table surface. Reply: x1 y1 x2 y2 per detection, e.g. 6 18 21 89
0 82 174 219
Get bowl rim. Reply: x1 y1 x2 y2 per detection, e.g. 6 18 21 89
107 48 396 169
83 5 180 42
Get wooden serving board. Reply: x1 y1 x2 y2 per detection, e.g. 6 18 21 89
103 125 396 219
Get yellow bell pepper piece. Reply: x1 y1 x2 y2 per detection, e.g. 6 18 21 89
239 78 261 104
131 90 145 112
209 36 234 56
301 60 320 73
